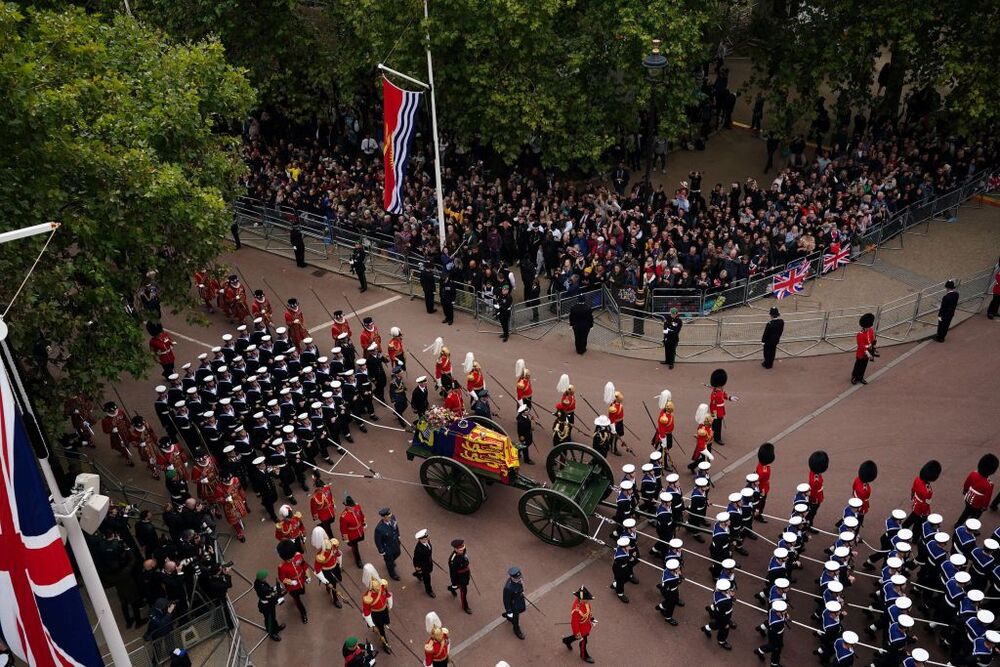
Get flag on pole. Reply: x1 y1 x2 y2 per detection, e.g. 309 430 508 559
382 77 423 215
822 244 850 273
771 262 811 299
0 362 102 666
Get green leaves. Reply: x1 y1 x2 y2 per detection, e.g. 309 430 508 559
0 5 252 408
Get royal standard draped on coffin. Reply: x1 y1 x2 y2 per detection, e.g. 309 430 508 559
412 416 520 482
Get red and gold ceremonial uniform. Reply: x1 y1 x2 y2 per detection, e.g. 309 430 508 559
191 455 221 502
557 391 576 416
568 598 594 660
223 282 251 324
275 512 306 543
855 328 876 359
692 422 712 462
251 294 273 327
435 353 452 382
808 470 825 506
101 408 133 463
515 376 533 405
127 424 160 479
215 476 249 540
284 306 307 351
963 470 994 511
424 630 449 667
155 442 189 480
387 336 405 367
360 326 382 354
656 409 674 440
466 368 485 395
755 461 772 497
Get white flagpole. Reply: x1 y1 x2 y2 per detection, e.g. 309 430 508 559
424 0 447 250
0 223 132 667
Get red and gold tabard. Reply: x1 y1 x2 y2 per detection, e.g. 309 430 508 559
251 295 273 327
217 477 249 526
191 456 221 501
127 425 159 468
360 327 382 354
275 513 305 542
330 319 352 343
156 443 189 479
101 409 131 453
224 283 250 322
284 307 307 349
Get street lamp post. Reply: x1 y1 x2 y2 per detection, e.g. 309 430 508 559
642 39 667 197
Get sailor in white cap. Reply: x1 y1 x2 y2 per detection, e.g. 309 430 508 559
613 480 637 537
863 508 910 570
710 512 732 578
688 475 710 542
611 536 637 603
657 558 683 626
650 491 675 556
815 600 844 658
411 375 430 418
639 463 658 512
831 630 858 665
754 599 788 665
701 578 735 650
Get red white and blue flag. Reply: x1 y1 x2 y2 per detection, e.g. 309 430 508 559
771 261 811 299
822 244 850 274
382 77 423 215
0 363 102 666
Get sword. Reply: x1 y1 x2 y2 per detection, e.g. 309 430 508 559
642 399 687 456
581 394 635 454
310 287 336 321
524 595 547 617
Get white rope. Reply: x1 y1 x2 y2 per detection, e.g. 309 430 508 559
2 226 57 319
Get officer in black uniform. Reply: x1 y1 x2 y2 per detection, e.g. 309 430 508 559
496 284 513 342
515 404 535 464
419 263 437 313
350 242 368 292
440 271 456 325
502 566 527 639
761 307 784 369
254 569 286 641
661 308 682 368
411 376 430 419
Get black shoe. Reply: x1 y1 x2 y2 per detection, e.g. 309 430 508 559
448 586 457 597
382 645 392 655
862 560 874 571
851 378 858 385
630 575 639 584
358 424 368 433
288 496 297 505
301 615 308 624
333 596 342 608
464 607 473 614
277 624 286 632
859 379 868 385
583 656 594 664
428 590 436 598
269 634 282 642
668 364 674 369
757 516 768 524
745 532 758 541
442 319 450 324
736 546 750 556
755 648 765 661
370 414 380 422
666 617 679 626
660 361 669 365
618 594 629 604
563 637 574 650
515 629 525 640
719 642 732 651
390 574 400 581
702 626 712 639
344 434 354 443
676 599 685 607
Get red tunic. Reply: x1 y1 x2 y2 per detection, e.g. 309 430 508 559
424 634 450 667
755 462 772 495
330 320 352 343
310 485 337 523
100 410 131 453
149 332 176 365
339 505 366 542
855 329 876 359
808 471 824 505
435 355 452 380
655 410 674 438
284 308 307 349
992 270 1000 296
570 599 593 637
155 444 189 479
443 389 464 415
911 477 932 516
362 582 391 616
191 457 220 501
251 296 273 327
709 388 727 419
314 544 342 575
360 327 382 354
387 337 405 366
692 424 711 461
963 471 993 510
278 553 308 592
224 284 250 322
557 392 576 414
852 477 872 514
516 377 532 402
194 271 219 304
466 369 485 394
127 425 158 467
216 477 249 525
275 514 305 541
607 401 624 424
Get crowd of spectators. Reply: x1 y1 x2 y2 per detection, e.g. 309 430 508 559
242 104 997 314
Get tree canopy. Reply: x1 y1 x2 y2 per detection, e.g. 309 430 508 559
0 4 253 408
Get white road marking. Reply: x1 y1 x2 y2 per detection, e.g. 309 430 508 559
166 330 213 349
716 339 933 482
451 549 604 655
308 295 402 334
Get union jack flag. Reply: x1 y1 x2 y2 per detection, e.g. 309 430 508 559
0 362 102 666
771 262 811 299
822 245 851 274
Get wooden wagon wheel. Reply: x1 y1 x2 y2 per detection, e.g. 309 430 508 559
418 456 486 514
547 442 616 501
466 415 510 439
518 488 590 547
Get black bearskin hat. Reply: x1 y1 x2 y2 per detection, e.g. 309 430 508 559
919 460 942 483
808 450 830 474
858 460 878 484
276 539 298 561
573 585 594 601
859 313 875 328
978 454 999 477
757 443 775 465
146 320 163 336
710 368 728 388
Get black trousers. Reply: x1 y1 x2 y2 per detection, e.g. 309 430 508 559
936 314 954 341
442 300 454 323
851 356 869 382
261 605 279 635
231 222 241 249
293 244 306 267
762 343 777 368
658 589 678 618
506 611 521 634
987 294 1000 318
500 314 510 339
758 632 783 665
357 270 368 291
712 417 723 443
708 615 730 643
956 503 984 527
417 569 433 594
573 328 589 354
664 339 678 365
423 288 435 312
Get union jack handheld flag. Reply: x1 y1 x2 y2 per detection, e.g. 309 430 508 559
771 262 811 299
0 362 102 666
822 245 851 274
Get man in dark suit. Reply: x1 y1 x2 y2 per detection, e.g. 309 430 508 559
761 307 785 368
419 263 437 313
290 224 306 267
661 308 682 368
440 271 456 325
936 280 959 342
568 296 594 354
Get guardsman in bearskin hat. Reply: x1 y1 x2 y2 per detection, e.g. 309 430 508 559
251 289 273 327
708 368 731 445
851 460 878 528
904 459 941 532
362 563 393 653
755 443 775 521
277 539 310 624
562 586 596 663
283 298 307 352
515 359 533 409
423 612 450 667
806 450 829 530
311 526 344 608
963 454 998 522
851 312 877 385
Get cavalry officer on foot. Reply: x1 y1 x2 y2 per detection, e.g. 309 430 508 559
515 359 532 409
516 404 535 465
654 389 675 461
556 374 576 434
310 527 343 608
361 563 393 654
448 539 472 614
562 586 596 663
605 382 625 456
387 327 406 371
502 566 527 640
423 612 449 667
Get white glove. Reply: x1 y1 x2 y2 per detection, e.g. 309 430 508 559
387 594 393 610
111 427 118 433
704 450 715 462
364 614 375 628
316 572 329 585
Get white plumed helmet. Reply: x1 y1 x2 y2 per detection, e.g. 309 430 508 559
658 389 672 410
425 611 442 634
557 374 570 393
515 358 525 379
695 403 709 424
311 526 328 550
463 352 475 374
603 381 615 405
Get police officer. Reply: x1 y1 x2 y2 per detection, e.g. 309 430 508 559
761 307 784 369
350 242 367 292
440 271 456 326
496 284 513 342
373 507 402 581
502 566 527 639
661 308 682 368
